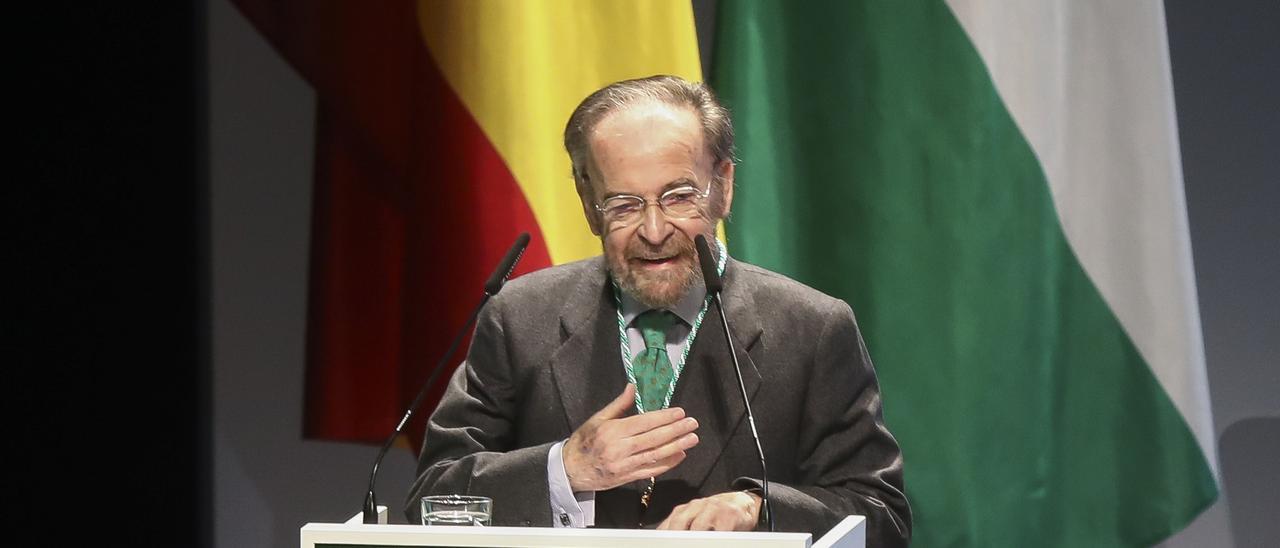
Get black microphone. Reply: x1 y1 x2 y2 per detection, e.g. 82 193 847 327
485 232 531 296
362 232 531 524
694 235 773 532
696 235 724 294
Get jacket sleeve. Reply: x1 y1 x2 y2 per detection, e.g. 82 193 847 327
733 298 912 547
404 297 556 527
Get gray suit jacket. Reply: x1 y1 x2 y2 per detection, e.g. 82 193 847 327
407 257 911 546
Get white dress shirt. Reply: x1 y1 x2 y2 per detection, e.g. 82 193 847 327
547 283 708 527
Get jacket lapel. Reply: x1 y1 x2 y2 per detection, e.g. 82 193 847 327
665 259 764 491
548 258 629 433
547 259 641 527
546 258 764 525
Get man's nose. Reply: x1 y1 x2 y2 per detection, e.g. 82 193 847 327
636 203 673 245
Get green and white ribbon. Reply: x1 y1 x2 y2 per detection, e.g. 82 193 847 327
612 238 727 414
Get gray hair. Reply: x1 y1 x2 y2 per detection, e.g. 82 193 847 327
563 75 735 197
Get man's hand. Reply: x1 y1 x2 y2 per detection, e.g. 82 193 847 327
657 491 762 531
563 384 700 493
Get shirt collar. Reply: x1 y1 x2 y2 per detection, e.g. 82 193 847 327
618 281 707 328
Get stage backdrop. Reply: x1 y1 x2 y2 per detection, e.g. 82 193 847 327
228 1 1220 546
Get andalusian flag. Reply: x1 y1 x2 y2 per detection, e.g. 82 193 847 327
712 1 1218 546
230 0 701 448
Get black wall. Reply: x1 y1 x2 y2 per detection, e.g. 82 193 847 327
22 4 208 545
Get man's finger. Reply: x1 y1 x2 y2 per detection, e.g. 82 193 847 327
619 432 698 471
591 384 637 421
625 416 698 453
690 511 719 531
624 450 689 482
713 511 742 532
658 502 698 530
613 406 687 436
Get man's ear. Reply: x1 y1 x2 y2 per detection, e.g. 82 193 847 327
577 175 603 236
582 198 603 236
715 160 735 218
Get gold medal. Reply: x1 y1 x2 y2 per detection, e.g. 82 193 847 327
639 476 656 519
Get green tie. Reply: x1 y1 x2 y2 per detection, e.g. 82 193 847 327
633 310 678 412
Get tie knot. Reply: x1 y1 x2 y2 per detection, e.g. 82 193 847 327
634 310 677 351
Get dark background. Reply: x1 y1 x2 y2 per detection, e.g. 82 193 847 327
20 1 1274 546
21 2 207 545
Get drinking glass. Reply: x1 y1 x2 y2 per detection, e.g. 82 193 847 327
420 495 492 526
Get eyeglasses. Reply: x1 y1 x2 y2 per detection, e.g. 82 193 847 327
593 184 713 227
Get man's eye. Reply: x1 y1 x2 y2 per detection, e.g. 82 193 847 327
662 190 698 205
604 200 642 215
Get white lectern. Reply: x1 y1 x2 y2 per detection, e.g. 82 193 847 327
301 506 865 548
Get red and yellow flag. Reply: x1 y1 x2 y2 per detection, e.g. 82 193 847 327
231 0 702 447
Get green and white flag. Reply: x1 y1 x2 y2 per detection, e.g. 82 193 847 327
712 1 1218 546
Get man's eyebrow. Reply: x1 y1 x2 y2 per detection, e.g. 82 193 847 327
599 177 701 201
599 189 638 201
664 177 700 190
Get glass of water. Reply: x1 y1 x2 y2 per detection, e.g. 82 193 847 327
420 494 492 526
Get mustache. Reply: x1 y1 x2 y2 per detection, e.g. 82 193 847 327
625 235 696 260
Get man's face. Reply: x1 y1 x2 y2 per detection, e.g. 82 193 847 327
580 101 733 308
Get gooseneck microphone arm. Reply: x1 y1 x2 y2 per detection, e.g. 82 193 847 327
362 232 531 524
694 235 774 532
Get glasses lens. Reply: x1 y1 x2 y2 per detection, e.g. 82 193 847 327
660 187 704 218
601 196 644 224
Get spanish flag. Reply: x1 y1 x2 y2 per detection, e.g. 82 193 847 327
229 0 702 448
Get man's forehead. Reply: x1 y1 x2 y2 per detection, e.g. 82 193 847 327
579 100 717 201
587 103 708 165
590 100 698 136
584 153 712 199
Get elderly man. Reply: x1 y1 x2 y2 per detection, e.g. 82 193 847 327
407 75 911 545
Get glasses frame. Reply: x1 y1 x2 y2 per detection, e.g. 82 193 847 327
592 183 715 228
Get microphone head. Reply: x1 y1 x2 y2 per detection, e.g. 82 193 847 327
694 234 723 294
484 232 531 296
